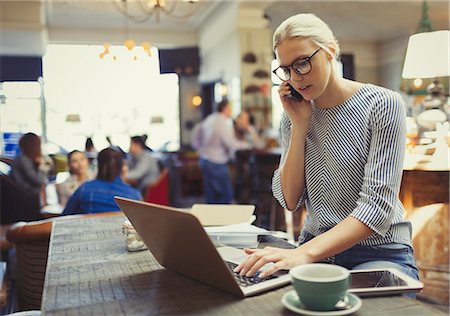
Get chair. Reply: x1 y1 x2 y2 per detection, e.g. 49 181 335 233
0 175 43 225
252 151 282 231
143 168 170 205
6 218 52 311
5 212 121 312
234 149 254 204
175 151 203 197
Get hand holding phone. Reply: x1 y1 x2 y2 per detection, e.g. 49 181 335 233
287 83 303 101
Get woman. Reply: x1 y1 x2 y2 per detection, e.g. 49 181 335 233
56 150 93 206
63 147 140 215
11 133 50 196
234 13 418 281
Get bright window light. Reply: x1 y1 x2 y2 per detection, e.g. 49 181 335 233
43 44 180 152
2 81 41 99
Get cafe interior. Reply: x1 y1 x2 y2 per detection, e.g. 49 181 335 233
0 0 449 315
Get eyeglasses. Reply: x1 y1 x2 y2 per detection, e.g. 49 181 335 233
272 47 322 81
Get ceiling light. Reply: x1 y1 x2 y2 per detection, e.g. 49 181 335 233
112 0 199 24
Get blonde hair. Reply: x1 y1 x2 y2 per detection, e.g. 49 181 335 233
273 13 340 60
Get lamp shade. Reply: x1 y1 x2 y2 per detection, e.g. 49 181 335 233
402 30 450 79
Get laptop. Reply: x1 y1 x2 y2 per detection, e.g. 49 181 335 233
114 197 291 298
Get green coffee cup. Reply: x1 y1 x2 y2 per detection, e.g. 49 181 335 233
289 263 351 311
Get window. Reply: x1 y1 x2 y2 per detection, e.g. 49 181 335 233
43 44 180 152
0 81 42 135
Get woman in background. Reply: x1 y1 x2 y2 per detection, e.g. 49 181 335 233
56 150 93 206
63 147 140 215
11 133 50 198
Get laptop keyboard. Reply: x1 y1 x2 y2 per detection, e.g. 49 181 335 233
226 261 277 287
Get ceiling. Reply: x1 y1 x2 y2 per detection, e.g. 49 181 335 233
264 0 449 41
45 0 222 31
45 0 449 42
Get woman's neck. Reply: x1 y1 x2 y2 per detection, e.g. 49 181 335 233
314 75 363 109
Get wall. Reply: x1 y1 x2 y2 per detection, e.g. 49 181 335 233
179 76 202 146
0 1 48 56
48 27 198 48
198 2 241 83
199 4 273 129
378 37 409 91
340 40 379 85
239 26 272 129
339 37 411 94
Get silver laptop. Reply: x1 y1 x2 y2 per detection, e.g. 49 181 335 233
114 196 291 298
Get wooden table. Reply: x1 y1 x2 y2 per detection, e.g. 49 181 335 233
41 215 447 316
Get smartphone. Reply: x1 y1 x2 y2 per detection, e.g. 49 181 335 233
287 83 303 101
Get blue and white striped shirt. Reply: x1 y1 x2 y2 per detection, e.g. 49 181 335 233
272 84 412 246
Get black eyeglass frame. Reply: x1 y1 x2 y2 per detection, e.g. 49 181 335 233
272 47 322 81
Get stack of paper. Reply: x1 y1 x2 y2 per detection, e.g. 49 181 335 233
188 204 268 248
204 222 270 248
190 204 255 226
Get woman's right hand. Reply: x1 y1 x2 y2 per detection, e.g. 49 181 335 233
278 82 312 127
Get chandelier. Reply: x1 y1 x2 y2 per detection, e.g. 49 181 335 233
99 41 152 60
112 0 199 24
100 0 198 60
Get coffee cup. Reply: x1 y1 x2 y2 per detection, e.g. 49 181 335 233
289 263 351 311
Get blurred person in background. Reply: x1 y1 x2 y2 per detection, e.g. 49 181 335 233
56 150 94 206
125 135 160 194
192 100 250 204
62 147 140 215
11 133 52 202
84 136 98 173
234 110 265 149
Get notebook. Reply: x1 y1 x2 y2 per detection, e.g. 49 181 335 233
191 204 255 226
114 197 291 297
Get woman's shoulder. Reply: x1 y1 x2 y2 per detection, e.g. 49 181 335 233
115 178 140 197
358 85 407 126
11 154 34 173
13 154 29 164
359 84 405 105
75 178 104 192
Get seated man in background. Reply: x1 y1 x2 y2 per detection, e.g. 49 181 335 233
125 135 160 194
62 147 141 215
56 150 94 206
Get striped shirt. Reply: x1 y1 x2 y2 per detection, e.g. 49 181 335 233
272 84 412 246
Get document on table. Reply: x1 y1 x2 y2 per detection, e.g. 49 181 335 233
191 204 255 226
204 220 271 248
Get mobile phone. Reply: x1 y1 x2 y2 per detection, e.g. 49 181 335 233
287 83 303 101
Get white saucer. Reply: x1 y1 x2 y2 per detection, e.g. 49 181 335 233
281 290 362 315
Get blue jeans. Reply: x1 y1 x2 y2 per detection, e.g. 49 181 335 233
299 231 419 281
199 158 233 204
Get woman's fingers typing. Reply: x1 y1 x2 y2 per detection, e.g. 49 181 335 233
233 247 294 278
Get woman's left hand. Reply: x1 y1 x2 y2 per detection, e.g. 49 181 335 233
233 246 314 278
